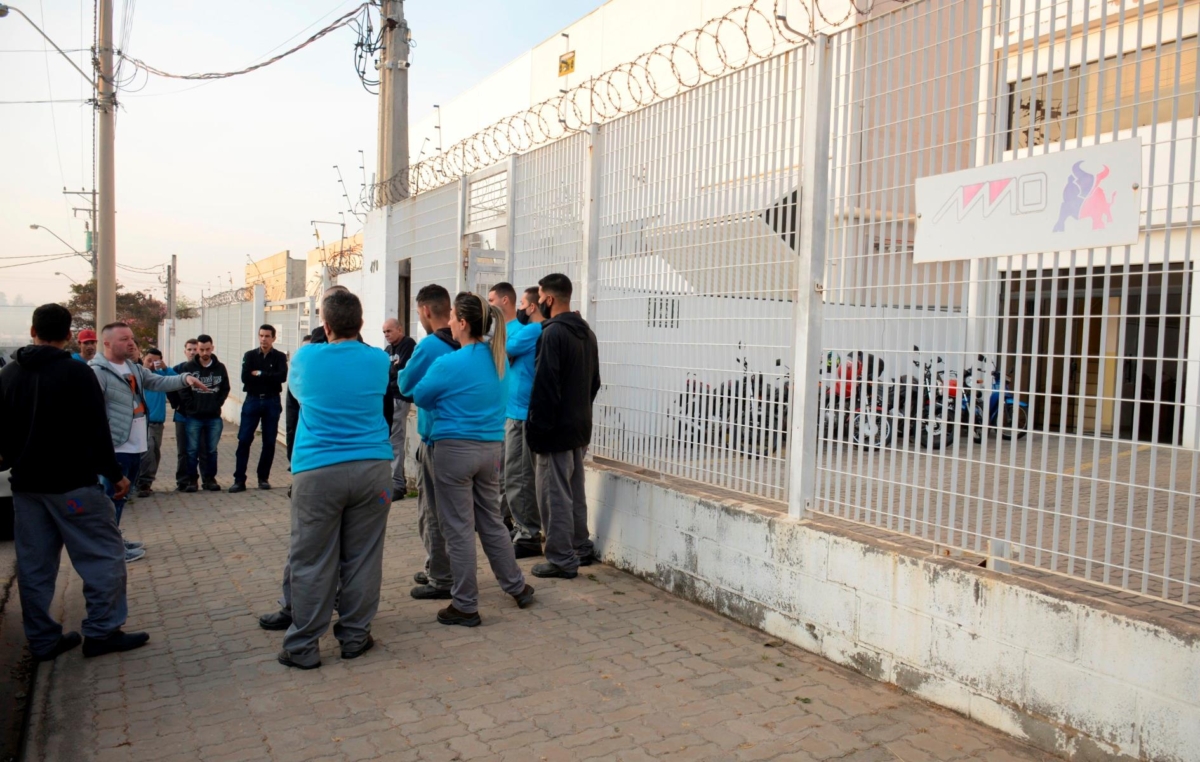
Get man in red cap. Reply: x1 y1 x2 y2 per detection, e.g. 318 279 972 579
72 329 98 363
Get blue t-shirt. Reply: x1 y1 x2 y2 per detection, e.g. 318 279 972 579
505 319 542 421
290 341 392 474
399 332 458 445
145 367 176 423
412 343 509 443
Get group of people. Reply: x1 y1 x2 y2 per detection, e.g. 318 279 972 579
0 271 601 669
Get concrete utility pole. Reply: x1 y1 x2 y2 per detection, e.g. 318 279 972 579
96 0 117 327
376 0 410 203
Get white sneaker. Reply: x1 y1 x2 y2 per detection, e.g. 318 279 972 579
124 547 146 563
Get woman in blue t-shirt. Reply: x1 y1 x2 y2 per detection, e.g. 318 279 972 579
412 292 535 626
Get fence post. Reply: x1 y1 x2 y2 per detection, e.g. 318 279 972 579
579 123 601 324
788 37 833 521
505 153 517 284
455 176 468 295
252 284 266 347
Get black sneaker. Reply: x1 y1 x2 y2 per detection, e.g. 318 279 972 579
341 635 374 660
183 484 198 494
437 605 481 627
82 630 150 658
33 632 82 662
227 482 247 494
413 571 428 585
532 562 578 579
577 551 598 567
277 649 320 670
202 481 221 492
258 481 271 490
258 610 292 631
514 543 543 559
512 584 536 609
136 488 152 499
410 584 452 600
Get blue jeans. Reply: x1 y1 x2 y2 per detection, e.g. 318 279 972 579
14 486 128 656
234 395 281 484
185 417 224 483
100 452 142 525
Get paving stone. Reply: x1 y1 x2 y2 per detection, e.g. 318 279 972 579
22 430 1053 761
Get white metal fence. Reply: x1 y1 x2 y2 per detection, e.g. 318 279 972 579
379 0 1200 609
814 0 1199 607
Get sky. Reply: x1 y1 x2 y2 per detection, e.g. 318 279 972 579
0 0 604 308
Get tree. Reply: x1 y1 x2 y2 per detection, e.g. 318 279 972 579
175 295 200 319
64 279 166 348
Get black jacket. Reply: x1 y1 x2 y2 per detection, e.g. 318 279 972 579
241 347 288 396
386 336 416 401
0 345 123 493
526 312 601 454
171 356 231 419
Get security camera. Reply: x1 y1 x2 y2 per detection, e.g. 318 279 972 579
402 61 411 69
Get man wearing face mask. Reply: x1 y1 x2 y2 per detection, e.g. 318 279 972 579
525 274 601 579
496 285 544 557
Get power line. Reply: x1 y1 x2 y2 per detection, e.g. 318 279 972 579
118 3 368 81
0 47 90 53
0 252 79 260
0 99 89 105
0 254 75 270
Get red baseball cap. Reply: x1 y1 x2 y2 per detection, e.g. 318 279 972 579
78 329 97 343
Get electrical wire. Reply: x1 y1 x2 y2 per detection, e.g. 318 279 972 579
117 3 369 81
0 252 80 260
366 0 877 207
0 99 89 105
0 254 76 270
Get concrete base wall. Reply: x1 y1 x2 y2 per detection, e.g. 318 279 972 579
583 463 1200 762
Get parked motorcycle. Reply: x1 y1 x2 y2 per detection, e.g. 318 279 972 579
892 346 954 450
950 354 1029 441
820 351 892 450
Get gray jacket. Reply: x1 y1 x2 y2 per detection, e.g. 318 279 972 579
90 355 192 448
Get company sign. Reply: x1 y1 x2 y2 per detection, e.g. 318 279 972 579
913 139 1142 263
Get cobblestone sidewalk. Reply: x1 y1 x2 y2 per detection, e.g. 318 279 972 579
23 430 1054 761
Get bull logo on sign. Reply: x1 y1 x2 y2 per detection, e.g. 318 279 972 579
1054 161 1116 232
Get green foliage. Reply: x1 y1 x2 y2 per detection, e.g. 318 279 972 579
63 279 166 349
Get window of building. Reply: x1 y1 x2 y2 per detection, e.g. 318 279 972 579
1009 35 1197 150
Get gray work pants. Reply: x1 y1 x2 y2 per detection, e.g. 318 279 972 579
416 442 453 591
138 422 164 488
14 486 128 656
536 448 594 572
389 400 411 494
504 419 541 547
283 459 391 666
432 440 526 614
498 432 511 524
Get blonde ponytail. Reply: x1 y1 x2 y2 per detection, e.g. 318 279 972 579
487 302 507 380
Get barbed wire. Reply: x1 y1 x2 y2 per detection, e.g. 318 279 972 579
365 0 876 207
202 287 253 308
116 3 370 81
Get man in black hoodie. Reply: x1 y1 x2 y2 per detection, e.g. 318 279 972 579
0 304 150 660
171 333 231 491
526 274 602 580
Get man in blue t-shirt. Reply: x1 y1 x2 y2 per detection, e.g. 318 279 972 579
136 348 175 497
489 283 544 558
276 288 393 670
399 284 459 600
